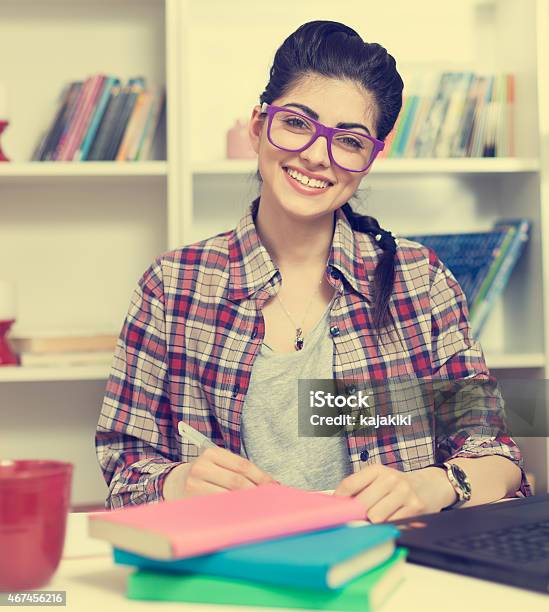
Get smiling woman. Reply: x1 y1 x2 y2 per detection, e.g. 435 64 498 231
96 20 529 522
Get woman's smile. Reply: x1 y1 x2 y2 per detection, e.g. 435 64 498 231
282 165 334 197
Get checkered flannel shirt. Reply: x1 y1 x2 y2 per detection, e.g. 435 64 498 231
96 202 531 508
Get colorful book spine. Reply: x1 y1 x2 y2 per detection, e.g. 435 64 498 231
468 227 516 318
470 220 530 337
116 89 148 161
77 76 120 161
136 87 165 160
125 91 153 161
59 74 106 161
32 84 73 161
47 82 83 161
105 78 145 160
87 84 123 161
54 75 94 160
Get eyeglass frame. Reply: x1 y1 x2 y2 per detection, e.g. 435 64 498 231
259 102 385 173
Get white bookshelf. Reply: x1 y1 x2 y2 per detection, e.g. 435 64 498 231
192 158 541 175
0 162 168 178
1 0 548 502
0 364 111 383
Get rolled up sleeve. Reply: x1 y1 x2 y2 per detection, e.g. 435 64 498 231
95 259 181 508
428 251 531 497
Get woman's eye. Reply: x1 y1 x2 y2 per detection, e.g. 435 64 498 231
338 136 364 149
285 116 308 129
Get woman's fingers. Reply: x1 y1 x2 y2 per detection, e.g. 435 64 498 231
203 447 276 485
190 459 257 491
354 475 395 515
366 489 407 523
333 465 380 497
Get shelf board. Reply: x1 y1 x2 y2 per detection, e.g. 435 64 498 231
485 353 546 369
0 161 168 179
0 364 110 383
0 352 545 383
192 158 540 175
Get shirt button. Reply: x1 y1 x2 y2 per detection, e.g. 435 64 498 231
360 448 369 462
330 267 340 279
251 327 258 339
330 325 340 337
346 384 357 395
232 384 240 398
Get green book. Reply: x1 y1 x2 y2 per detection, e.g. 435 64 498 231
127 548 406 611
468 225 516 318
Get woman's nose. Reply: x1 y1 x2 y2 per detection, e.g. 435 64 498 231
299 135 331 168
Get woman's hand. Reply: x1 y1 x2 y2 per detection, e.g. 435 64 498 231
333 464 456 523
163 447 277 501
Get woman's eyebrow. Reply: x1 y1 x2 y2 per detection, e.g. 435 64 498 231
282 102 372 135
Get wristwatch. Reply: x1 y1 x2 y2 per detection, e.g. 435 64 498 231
431 462 472 510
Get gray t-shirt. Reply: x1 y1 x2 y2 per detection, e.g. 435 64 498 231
240 303 352 490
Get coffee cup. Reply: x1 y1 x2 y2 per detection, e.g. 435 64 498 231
0 459 73 591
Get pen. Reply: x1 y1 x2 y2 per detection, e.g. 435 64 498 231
178 421 217 452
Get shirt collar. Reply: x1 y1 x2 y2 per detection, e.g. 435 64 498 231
227 200 376 302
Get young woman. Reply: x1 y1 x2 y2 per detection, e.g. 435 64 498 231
96 21 530 522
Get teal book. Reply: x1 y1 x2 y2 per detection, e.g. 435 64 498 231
115 523 398 591
77 76 120 161
470 219 530 337
126 548 407 611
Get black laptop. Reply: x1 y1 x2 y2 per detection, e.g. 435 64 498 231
391 493 549 593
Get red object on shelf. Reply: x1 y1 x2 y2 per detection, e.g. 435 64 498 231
0 120 10 161
0 319 19 365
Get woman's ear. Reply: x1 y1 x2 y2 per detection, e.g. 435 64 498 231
248 105 265 154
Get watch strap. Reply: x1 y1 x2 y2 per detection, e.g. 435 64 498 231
430 462 470 510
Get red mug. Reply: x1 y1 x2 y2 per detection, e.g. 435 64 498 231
0 459 73 591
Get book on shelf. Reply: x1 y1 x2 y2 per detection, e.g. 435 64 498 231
9 332 118 354
76 76 120 161
113 523 398 591
88 483 366 561
32 82 83 161
405 218 530 338
125 548 407 611
381 71 514 159
105 77 145 161
470 219 531 337
33 74 165 162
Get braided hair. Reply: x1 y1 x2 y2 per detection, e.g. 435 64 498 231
257 20 404 331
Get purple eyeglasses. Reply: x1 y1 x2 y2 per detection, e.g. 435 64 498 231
259 102 384 173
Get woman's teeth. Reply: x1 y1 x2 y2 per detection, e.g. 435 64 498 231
284 167 330 189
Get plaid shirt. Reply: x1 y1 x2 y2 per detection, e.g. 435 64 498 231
96 203 530 508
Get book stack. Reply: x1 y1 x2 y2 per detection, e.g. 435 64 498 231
378 72 514 158
406 219 530 338
32 75 166 161
89 484 406 610
9 331 117 368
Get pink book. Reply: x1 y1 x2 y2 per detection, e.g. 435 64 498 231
58 74 104 161
88 483 365 560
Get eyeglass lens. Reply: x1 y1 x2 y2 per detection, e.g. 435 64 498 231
269 109 375 171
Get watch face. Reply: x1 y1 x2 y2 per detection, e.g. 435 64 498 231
450 464 472 498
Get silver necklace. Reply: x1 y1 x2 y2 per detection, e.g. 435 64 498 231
275 264 328 351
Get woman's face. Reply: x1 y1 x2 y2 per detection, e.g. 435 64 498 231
249 74 379 221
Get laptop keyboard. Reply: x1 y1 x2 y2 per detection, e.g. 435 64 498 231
442 520 549 563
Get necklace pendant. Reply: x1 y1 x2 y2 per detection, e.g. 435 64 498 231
295 328 304 351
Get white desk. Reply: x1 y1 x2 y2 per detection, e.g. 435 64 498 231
41 513 549 612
